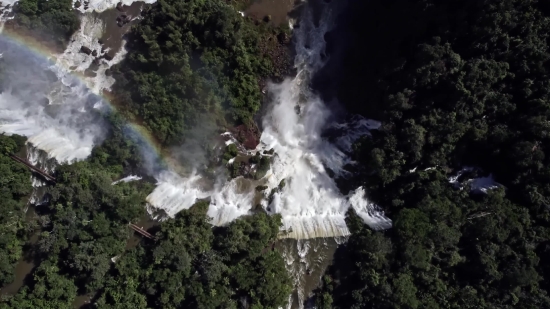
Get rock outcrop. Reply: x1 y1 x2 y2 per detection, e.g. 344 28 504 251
80 46 92 55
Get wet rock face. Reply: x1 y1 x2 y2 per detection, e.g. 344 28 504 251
116 14 131 27
116 1 125 12
277 32 289 44
80 46 92 55
231 123 260 150
38 97 50 107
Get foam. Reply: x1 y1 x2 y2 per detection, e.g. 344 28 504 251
0 10 129 163
147 1 392 239
74 0 156 13
112 175 142 185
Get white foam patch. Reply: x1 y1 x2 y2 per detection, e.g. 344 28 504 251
112 175 142 185
54 13 127 93
348 187 392 229
56 15 104 73
208 179 255 226
331 117 380 153
146 171 210 217
470 175 500 193
0 0 17 30
74 0 156 13
449 166 501 193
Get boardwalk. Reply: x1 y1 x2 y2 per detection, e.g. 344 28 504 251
129 223 155 240
9 155 56 183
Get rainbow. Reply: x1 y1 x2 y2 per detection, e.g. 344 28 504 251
0 24 174 172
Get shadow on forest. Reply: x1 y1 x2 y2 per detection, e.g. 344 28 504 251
312 0 440 118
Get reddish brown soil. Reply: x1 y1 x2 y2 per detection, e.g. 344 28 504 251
231 122 261 150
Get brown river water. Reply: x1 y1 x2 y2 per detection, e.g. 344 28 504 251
245 0 297 26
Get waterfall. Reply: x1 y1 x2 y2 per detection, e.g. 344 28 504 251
0 0 392 238
147 0 392 239
0 5 132 208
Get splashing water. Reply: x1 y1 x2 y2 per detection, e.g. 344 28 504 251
147 0 392 239
0 5 132 209
0 4 134 163
146 171 211 217
0 38 107 164
0 12 131 164
278 237 344 309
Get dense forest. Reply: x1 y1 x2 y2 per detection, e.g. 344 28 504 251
110 0 291 146
10 0 80 48
314 0 550 308
0 130 291 308
0 135 32 288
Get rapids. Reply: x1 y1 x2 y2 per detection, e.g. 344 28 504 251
146 0 392 239
0 3 130 207
0 14 125 165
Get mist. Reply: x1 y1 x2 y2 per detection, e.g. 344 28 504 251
0 35 108 164
147 0 392 239
170 113 220 171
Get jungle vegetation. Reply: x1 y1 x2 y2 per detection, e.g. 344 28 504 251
110 0 290 146
0 135 32 288
5 0 550 308
1 0 294 306
0 127 291 308
11 0 80 48
314 0 550 308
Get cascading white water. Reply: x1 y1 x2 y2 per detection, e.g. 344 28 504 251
0 53 102 163
0 0 391 238
25 145 53 205
279 237 346 309
74 0 156 13
0 0 18 30
0 5 133 208
147 0 392 239
0 19 114 165
111 174 142 185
